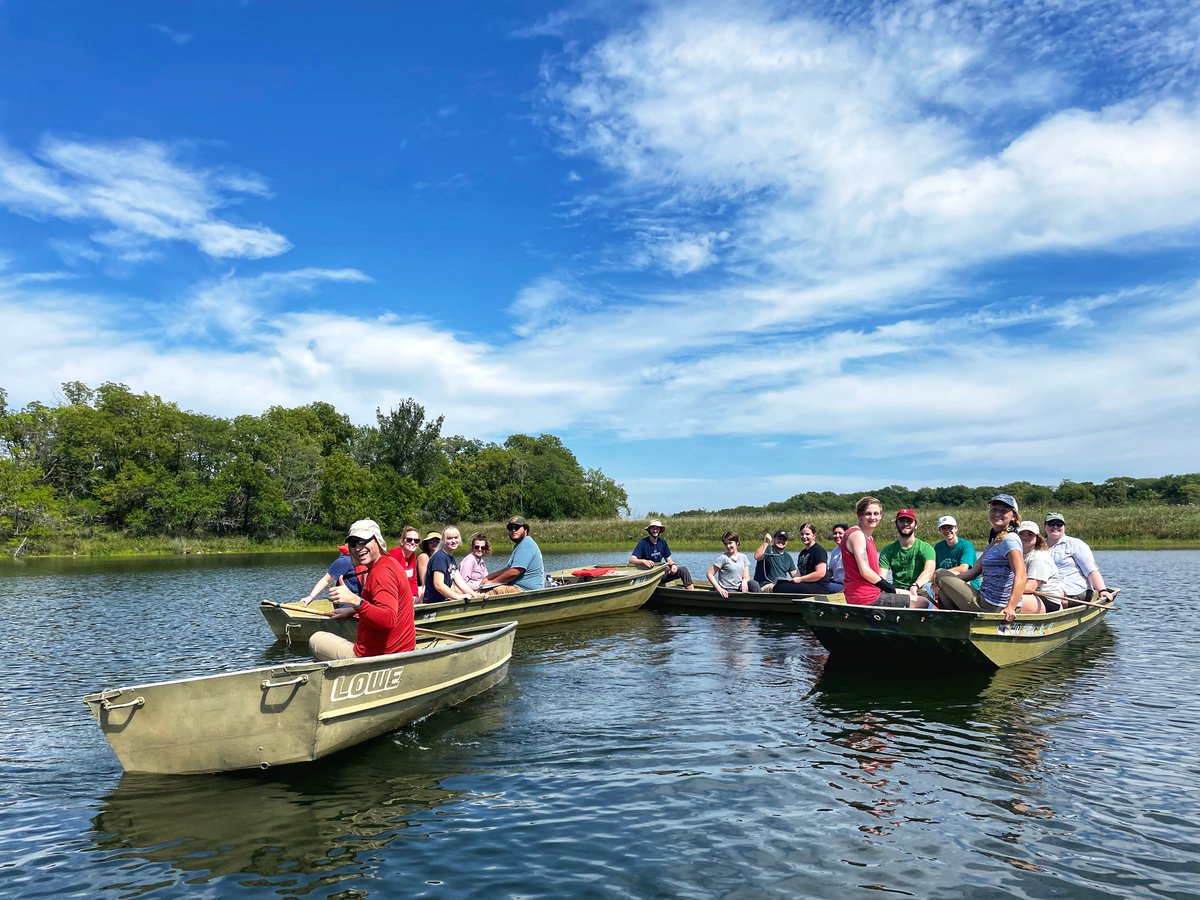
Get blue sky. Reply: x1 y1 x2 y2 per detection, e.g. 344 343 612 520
2 0 1199 516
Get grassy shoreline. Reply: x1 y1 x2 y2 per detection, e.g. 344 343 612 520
9 504 1199 558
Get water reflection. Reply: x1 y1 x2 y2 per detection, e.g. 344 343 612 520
89 704 509 890
807 624 1117 842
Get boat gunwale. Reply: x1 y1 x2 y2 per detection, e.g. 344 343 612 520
83 621 517 701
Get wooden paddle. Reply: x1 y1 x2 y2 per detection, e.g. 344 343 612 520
416 626 472 642
1032 588 1119 610
267 601 334 617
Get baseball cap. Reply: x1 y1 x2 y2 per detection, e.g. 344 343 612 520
895 508 917 523
936 515 957 529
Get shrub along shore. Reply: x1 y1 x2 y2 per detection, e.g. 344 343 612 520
11 503 1199 558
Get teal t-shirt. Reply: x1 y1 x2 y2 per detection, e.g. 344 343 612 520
878 539 936 588
761 547 795 583
935 538 981 588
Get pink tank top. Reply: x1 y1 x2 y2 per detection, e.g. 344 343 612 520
842 525 881 605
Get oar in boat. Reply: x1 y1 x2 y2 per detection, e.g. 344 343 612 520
1032 588 1119 611
265 601 470 641
265 600 334 617
416 627 472 642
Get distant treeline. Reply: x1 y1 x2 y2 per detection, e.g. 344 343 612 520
0 382 629 550
675 475 1200 518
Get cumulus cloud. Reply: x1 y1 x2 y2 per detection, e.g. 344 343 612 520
0 135 290 261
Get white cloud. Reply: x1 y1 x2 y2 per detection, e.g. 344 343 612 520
0 135 290 261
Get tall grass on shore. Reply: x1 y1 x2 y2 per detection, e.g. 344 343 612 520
518 504 1200 551
11 503 1198 558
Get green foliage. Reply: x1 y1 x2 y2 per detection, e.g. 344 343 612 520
376 398 445 486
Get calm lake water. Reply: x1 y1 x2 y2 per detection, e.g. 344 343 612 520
1 549 1196 898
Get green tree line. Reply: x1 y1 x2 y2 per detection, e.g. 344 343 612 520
676 475 1200 518
0 382 629 550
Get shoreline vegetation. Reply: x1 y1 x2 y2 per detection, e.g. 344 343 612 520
10 504 1199 558
5 383 1199 559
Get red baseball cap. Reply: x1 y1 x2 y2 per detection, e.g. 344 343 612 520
895 509 917 523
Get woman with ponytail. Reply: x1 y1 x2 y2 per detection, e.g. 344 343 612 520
932 493 1028 622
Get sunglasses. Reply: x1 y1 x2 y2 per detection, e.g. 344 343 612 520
507 525 523 532
1046 521 1065 528
472 544 487 550
346 536 375 550
402 537 419 544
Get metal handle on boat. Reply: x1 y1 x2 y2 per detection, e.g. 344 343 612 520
101 695 145 711
261 674 309 689
285 622 299 648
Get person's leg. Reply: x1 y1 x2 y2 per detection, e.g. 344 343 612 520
311 632 357 661
932 570 988 612
488 584 522 595
870 592 911 608
676 565 694 588
745 580 761 593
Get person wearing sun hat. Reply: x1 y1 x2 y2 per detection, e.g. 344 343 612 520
1043 511 1112 605
415 531 441 601
630 519 694 588
311 518 415 661
933 494 1028 621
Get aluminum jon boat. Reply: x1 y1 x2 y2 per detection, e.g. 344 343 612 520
83 622 516 775
794 590 1117 669
647 582 845 615
259 563 666 647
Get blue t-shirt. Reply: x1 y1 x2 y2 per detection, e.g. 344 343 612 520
980 533 1022 608
426 548 459 603
632 536 671 565
506 536 545 591
327 555 362 596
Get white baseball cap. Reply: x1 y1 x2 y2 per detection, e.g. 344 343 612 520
936 515 957 529
1017 519 1040 535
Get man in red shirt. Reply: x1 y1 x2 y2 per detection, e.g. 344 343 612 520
311 518 416 660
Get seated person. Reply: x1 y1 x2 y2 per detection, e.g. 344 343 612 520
933 516 979 590
300 544 362 605
460 531 491 591
1044 512 1114 605
706 531 760 596
826 523 848 592
843 497 926 608
771 523 837 594
311 519 415 660
481 516 546 594
1018 520 1065 611
629 519 694 588
877 509 936 597
425 527 480 603
753 529 797 592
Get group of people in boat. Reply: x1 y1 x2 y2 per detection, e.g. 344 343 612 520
714 494 1113 622
301 515 546 662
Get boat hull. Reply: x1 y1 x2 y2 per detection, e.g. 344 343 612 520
260 564 665 646
795 597 1113 669
83 622 516 775
648 583 845 615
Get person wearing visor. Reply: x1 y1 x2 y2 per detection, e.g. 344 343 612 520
482 516 546 593
1043 512 1113 606
311 518 415 661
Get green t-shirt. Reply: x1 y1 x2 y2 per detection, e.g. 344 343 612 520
878 539 936 588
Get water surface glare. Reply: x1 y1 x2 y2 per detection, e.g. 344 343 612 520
0 550 1196 897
